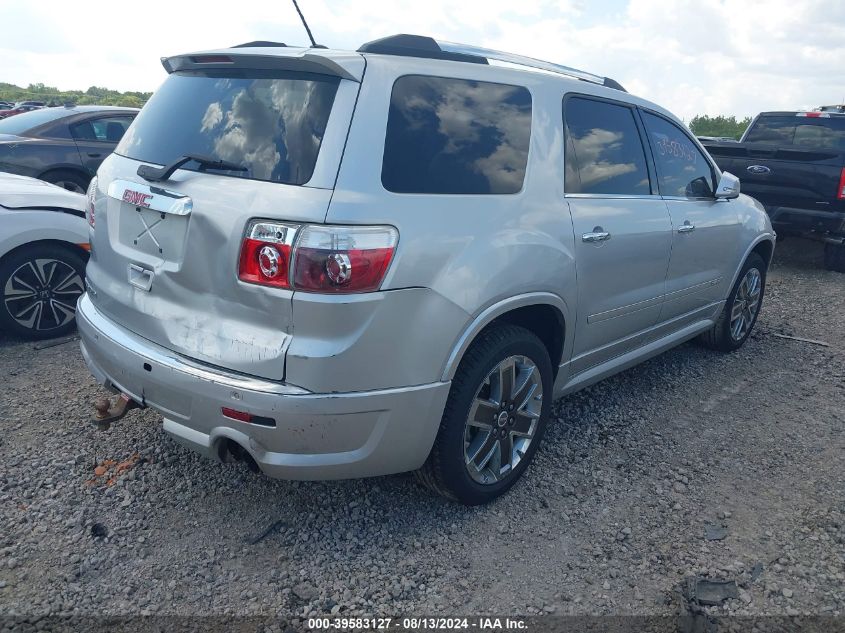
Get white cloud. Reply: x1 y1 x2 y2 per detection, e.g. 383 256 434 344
1 0 843 120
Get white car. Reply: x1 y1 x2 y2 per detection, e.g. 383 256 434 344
0 173 89 339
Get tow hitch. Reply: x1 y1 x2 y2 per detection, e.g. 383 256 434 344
92 393 143 431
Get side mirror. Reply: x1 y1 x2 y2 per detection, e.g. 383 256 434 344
715 171 740 199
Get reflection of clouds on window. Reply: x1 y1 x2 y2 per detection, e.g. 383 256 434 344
204 80 336 182
383 76 531 194
564 98 650 196
201 102 223 132
572 128 637 189
212 86 281 180
269 79 334 182
115 72 338 186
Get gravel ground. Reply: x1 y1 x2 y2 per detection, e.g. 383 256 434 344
0 237 843 627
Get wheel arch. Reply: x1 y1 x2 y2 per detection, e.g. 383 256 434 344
0 239 90 269
440 293 569 382
727 234 775 294
37 166 91 189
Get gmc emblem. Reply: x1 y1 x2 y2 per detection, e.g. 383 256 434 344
123 189 153 208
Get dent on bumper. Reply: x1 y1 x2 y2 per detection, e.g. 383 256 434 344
77 293 451 480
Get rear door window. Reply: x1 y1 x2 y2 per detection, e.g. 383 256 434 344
71 116 133 142
564 96 651 195
382 75 532 194
116 70 339 186
641 111 715 198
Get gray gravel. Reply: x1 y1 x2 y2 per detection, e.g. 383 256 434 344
0 237 843 624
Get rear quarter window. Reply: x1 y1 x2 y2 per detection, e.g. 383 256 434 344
116 70 339 186
381 75 532 194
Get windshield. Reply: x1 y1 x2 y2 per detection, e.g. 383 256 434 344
0 107 72 135
116 70 339 186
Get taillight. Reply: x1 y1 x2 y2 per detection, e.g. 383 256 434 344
238 221 298 289
237 221 399 294
293 225 398 293
86 176 97 228
838 168 845 200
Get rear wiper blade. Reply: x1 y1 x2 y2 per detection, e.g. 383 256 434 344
137 153 247 182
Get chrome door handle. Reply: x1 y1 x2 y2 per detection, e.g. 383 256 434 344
582 231 611 243
677 221 696 233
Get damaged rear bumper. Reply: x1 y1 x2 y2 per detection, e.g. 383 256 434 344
76 293 450 480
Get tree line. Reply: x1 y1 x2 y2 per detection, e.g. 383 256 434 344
0 83 152 108
687 114 752 140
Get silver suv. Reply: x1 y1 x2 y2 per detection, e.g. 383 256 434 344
78 35 775 504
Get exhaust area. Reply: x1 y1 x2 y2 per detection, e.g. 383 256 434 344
217 438 260 473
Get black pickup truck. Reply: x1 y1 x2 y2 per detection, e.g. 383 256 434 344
702 111 845 272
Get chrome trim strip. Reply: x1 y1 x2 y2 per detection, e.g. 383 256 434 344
77 293 309 395
587 294 663 324
662 195 718 202
664 277 723 300
565 193 662 200
107 179 193 216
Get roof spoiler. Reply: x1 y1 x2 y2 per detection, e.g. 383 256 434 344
161 51 362 82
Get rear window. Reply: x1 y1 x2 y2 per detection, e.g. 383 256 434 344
745 115 845 151
116 70 339 185
381 75 532 194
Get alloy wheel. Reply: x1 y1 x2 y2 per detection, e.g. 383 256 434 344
3 258 84 332
730 267 762 341
464 355 543 485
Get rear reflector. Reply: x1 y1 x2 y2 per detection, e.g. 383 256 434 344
221 407 276 427
838 168 845 200
221 407 251 422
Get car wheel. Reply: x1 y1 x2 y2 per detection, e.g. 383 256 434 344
416 324 552 505
0 244 87 340
699 253 766 352
823 242 845 273
41 170 89 194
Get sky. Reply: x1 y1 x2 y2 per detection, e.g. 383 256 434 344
1 0 843 121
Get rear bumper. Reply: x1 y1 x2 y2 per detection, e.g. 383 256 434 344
76 293 450 480
767 205 845 235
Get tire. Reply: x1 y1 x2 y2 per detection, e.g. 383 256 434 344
40 169 89 194
823 242 845 273
699 253 766 352
416 324 553 505
0 243 87 340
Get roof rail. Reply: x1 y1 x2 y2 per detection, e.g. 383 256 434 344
358 34 626 92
